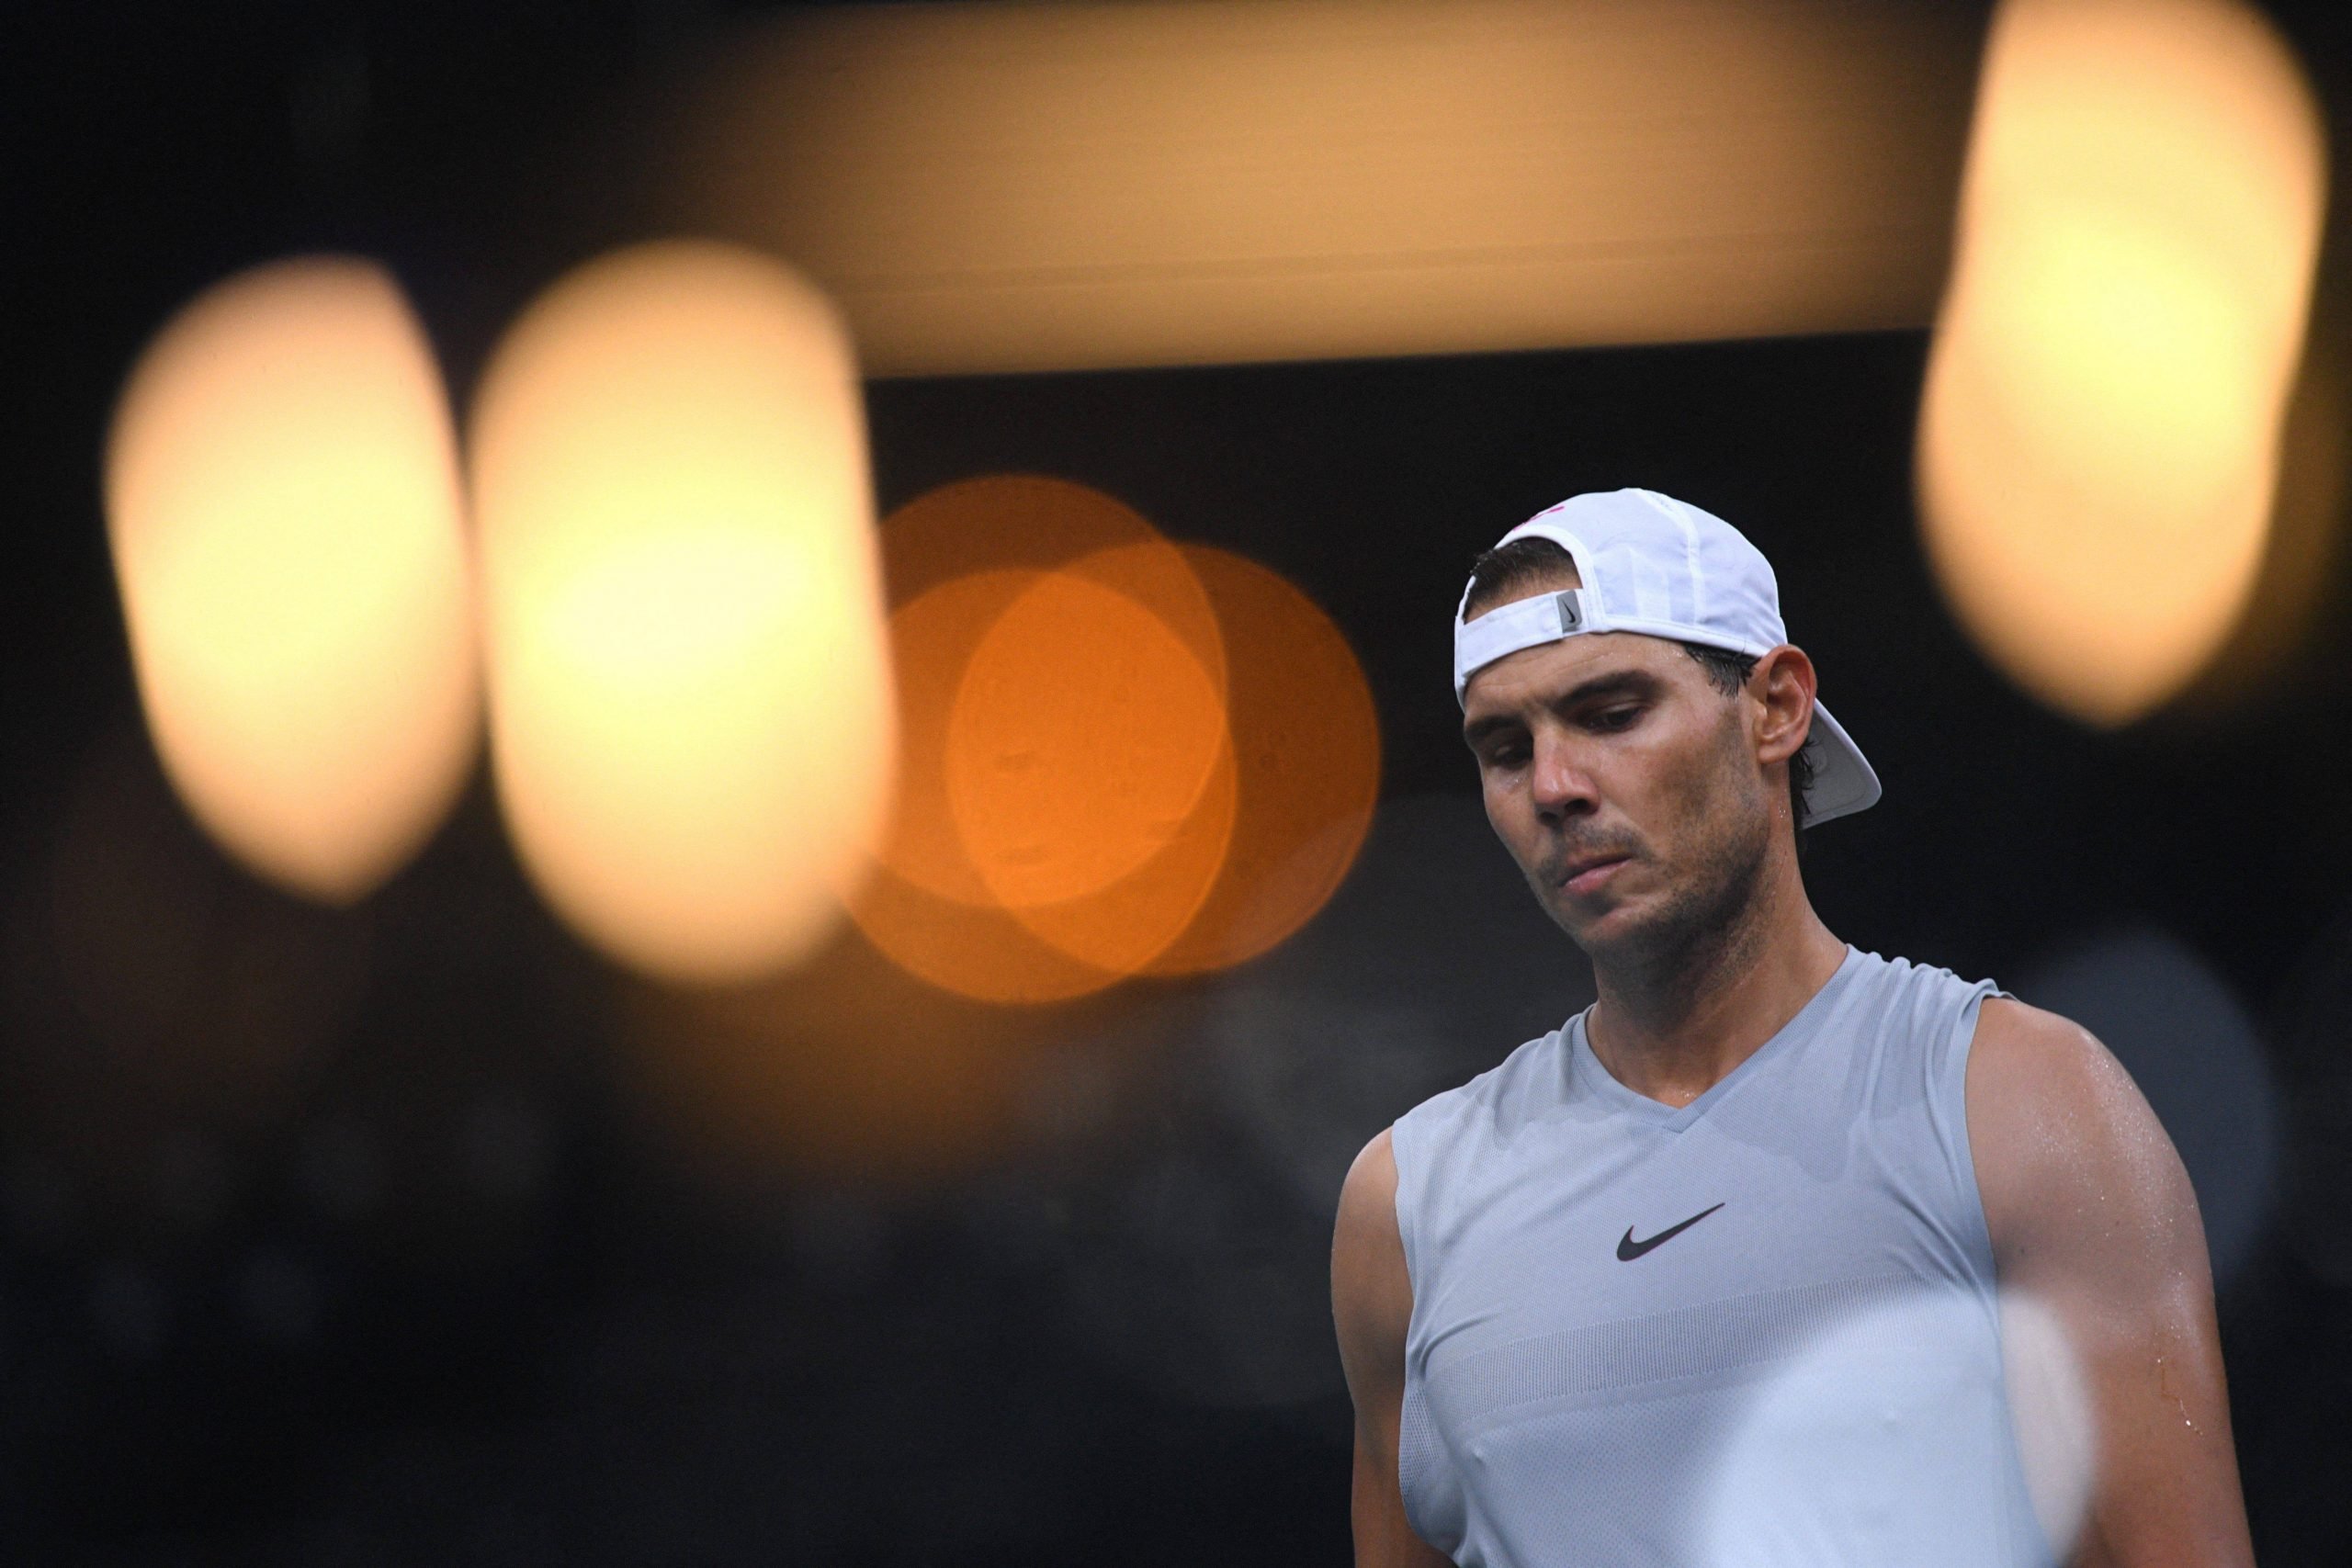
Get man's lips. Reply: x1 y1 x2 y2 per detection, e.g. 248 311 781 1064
1557 853 1632 896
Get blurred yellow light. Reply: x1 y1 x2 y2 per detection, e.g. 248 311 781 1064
1918 0 2324 726
665 0 1981 374
103 257 478 903
471 242 893 983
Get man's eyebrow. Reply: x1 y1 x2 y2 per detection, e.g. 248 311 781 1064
1462 670 1660 747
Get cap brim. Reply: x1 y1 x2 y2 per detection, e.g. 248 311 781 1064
1799 703 1881 826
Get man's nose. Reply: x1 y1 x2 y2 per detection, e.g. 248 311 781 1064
1529 733 1599 819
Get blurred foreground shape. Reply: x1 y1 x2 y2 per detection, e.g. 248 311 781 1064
851 477 1230 1001
1918 0 2328 726
103 258 479 903
663 0 1983 374
471 242 895 984
848 477 1377 1002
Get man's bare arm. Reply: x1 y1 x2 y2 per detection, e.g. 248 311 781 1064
1332 1130 1455 1568
1968 997 2255 1568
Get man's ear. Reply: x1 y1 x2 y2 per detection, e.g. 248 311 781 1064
1750 645 1818 767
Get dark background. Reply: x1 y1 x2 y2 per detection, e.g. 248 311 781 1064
10 1 2352 1562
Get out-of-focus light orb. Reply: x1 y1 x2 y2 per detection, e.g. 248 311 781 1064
669 0 1984 373
947 565 1228 909
2014 925 2278 1284
103 256 478 902
471 241 893 984
878 567 1046 909
1918 0 2325 727
876 473 1226 641
853 558 1237 998
973 576 1241 982
866 478 1227 910
847 477 1377 1002
851 477 1235 1003
1148 547 1378 976
1997 1293 2099 1557
847 860 1136 1004
1700 1289 2094 1568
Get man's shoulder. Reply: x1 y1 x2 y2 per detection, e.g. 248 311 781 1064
1392 1022 1575 1141
1962 995 2182 1253
1336 1125 1401 1244
1966 994 2121 1102
1838 943 1998 1010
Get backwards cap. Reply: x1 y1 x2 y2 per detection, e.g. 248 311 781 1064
1453 488 1880 826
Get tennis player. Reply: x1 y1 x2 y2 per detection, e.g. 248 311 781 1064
1331 490 2253 1566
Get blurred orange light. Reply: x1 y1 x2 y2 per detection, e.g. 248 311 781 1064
847 479 1378 1001
850 478 1234 1002
848 860 1142 1004
1917 0 2325 726
103 257 478 902
868 479 1227 912
960 564 1241 979
876 472 1194 610
948 565 1228 911
1146 547 1378 976
613 931 1055 1188
471 242 894 983
877 568 1042 910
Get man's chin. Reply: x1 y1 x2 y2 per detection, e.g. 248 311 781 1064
1544 890 1644 952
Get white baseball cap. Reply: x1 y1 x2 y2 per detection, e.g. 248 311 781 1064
1453 488 1881 826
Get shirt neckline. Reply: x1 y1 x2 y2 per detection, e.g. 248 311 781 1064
1566 945 1864 1134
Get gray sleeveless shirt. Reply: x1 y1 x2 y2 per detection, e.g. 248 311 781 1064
1389 947 2052 1568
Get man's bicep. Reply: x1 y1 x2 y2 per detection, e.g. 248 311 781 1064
1966 998 2253 1568
1332 1131 1453 1568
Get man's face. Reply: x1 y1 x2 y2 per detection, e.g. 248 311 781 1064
1462 602 1774 963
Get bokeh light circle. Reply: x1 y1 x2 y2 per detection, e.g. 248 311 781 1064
848 476 1377 1003
947 568 1229 910
103 255 478 903
1917 0 2325 727
2013 925 2278 1284
852 477 1232 1001
1700 1289 2093 1568
470 240 894 985
1147 546 1378 976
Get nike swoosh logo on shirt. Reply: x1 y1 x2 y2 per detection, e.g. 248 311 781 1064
1616 1202 1725 1261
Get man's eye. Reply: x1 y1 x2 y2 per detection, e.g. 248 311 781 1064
1592 706 1642 731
